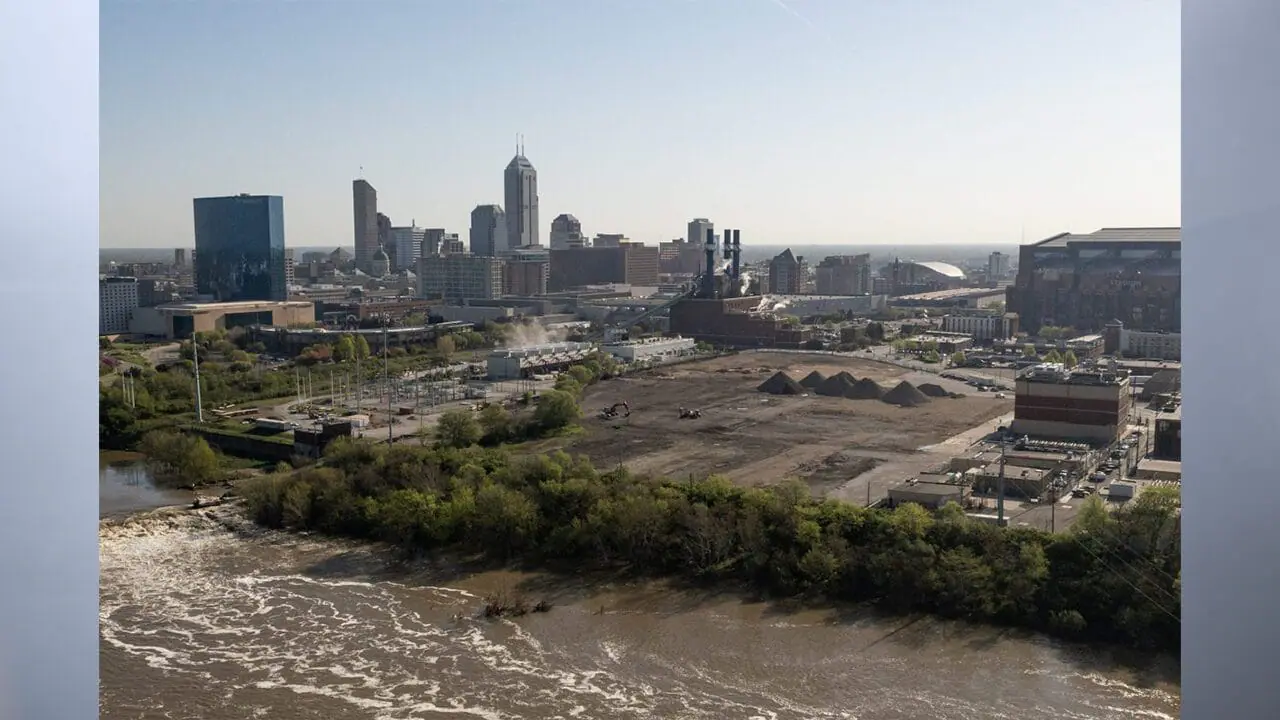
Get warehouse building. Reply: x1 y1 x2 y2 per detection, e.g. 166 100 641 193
1009 363 1133 443
487 341 597 380
602 336 696 363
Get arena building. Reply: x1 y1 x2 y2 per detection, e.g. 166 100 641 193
1006 227 1180 335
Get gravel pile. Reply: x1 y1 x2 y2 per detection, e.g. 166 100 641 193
799 370 827 389
917 383 951 398
815 373 857 397
758 371 806 395
880 380 932 407
846 378 886 400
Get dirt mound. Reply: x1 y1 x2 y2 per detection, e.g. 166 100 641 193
834 371 859 384
917 383 951 398
799 370 826 389
881 380 932 407
815 373 856 397
757 371 805 395
845 377 885 400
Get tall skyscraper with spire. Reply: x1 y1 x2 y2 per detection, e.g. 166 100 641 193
503 138 539 249
352 178 378 273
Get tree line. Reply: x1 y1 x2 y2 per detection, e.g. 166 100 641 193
241 438 1180 652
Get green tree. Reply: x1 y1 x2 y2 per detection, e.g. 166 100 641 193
1062 350 1079 368
436 335 456 360
951 351 966 366
138 430 222 486
435 409 481 448
1073 495 1114 536
354 334 371 360
1043 349 1063 364
1023 344 1038 358
921 350 941 364
478 404 514 443
335 335 356 362
532 389 581 432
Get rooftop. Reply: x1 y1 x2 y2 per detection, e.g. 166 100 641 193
1137 458 1182 476
905 260 967 279
157 300 313 313
894 287 1005 301
890 481 966 496
1034 227 1181 248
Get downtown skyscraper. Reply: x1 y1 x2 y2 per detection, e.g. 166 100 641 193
503 142 539 248
192 194 287 302
352 178 378 272
469 204 507 257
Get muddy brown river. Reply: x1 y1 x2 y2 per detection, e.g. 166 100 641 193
100 467 1178 719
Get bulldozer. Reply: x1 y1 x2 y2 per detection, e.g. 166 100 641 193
678 407 702 420
599 401 631 420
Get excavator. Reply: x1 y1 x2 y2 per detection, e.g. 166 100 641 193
599 401 631 420
678 407 702 420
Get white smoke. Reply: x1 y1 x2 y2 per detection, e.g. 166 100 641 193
739 271 753 295
501 322 568 349
755 295 789 313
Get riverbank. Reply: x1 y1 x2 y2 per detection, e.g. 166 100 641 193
237 440 1181 653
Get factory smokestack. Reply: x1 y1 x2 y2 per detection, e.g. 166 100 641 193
703 227 717 298
723 228 733 261
731 229 741 280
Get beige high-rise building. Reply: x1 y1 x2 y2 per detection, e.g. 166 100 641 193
814 254 872 295
504 246 550 296
504 146 539 249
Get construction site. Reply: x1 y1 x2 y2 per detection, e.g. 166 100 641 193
561 350 1014 502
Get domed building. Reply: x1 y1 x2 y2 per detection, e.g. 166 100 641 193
371 244 391 277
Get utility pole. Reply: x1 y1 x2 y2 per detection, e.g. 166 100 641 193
355 342 362 413
997 440 1007 526
192 336 204 423
1050 488 1057 533
384 316 392 445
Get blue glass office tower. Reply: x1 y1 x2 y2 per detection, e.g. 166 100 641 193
193 194 287 302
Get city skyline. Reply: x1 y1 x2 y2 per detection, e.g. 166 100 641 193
101 2 1179 249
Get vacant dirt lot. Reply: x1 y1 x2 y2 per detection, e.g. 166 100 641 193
553 351 1013 502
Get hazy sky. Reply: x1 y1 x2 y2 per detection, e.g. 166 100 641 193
101 1 1180 249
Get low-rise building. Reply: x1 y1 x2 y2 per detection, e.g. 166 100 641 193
602 336 696 363
1104 320 1181 360
1134 458 1182 482
487 342 597 380
887 480 969 509
973 464 1053 499
129 300 316 339
941 312 1019 340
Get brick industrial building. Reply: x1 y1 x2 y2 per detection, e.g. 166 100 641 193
548 244 659 291
1006 227 1181 335
1009 363 1133 443
668 297 810 348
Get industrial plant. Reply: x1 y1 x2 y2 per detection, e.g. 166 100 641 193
667 228 813 348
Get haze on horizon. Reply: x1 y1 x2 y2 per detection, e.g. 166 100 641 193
100 1 1179 250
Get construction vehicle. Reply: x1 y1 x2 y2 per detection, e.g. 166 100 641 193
678 407 702 419
599 401 631 420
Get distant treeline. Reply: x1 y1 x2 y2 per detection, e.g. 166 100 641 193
241 440 1180 652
